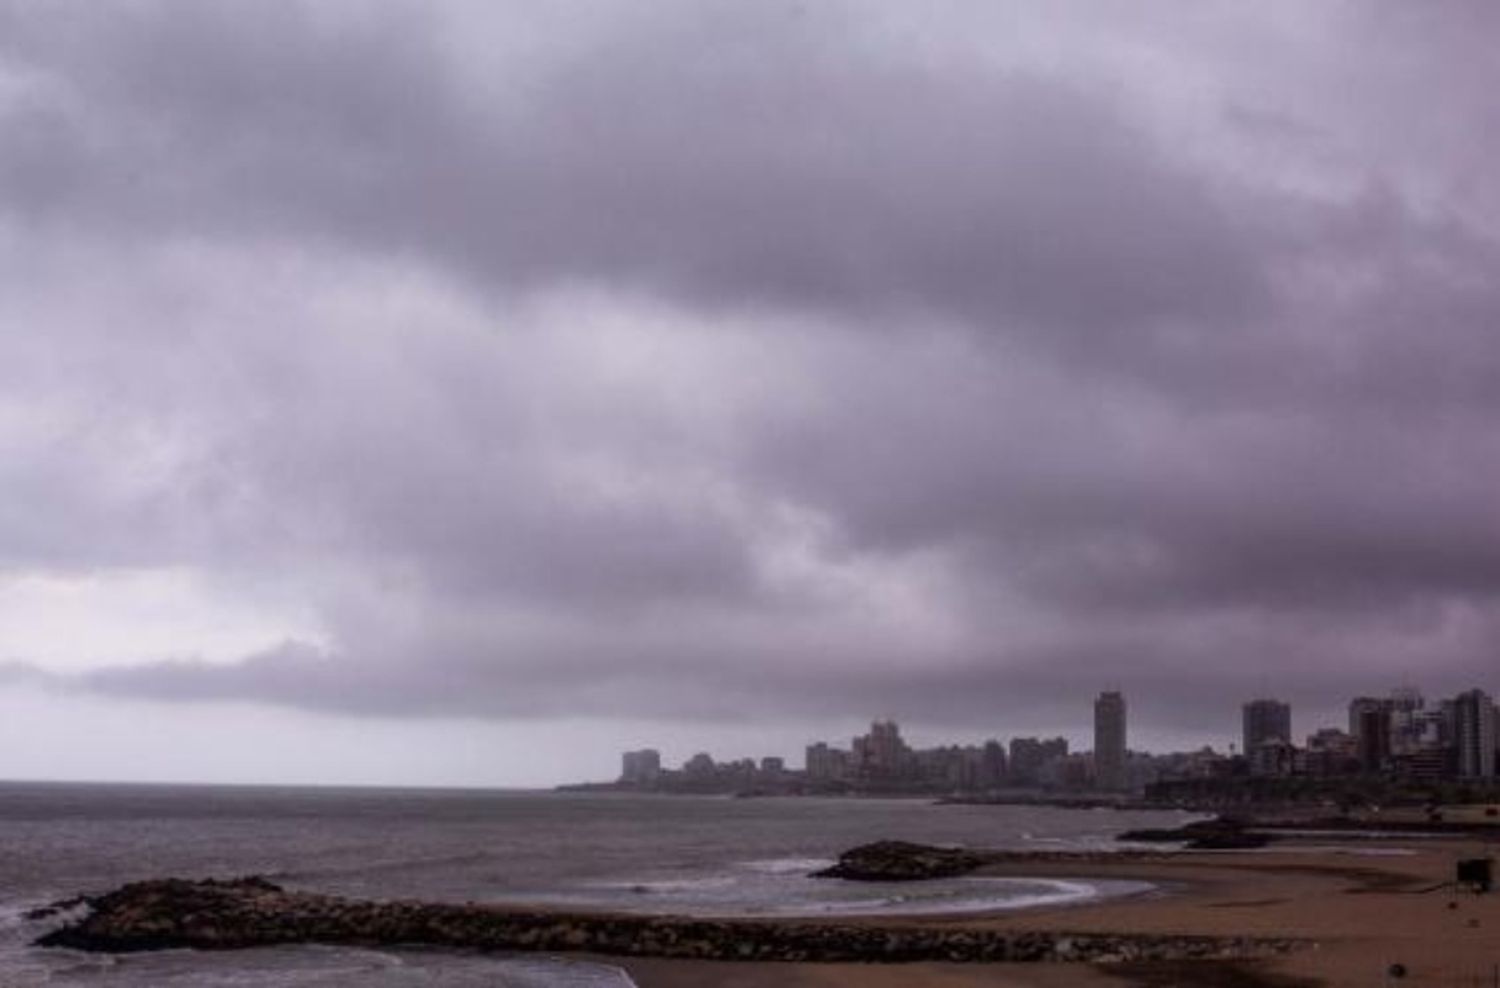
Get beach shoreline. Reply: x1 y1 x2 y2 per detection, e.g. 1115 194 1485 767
30 832 1500 988
616 835 1500 987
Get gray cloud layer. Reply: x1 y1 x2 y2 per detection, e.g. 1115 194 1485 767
2 1 1499 742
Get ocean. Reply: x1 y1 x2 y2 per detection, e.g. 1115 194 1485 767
0 782 1190 986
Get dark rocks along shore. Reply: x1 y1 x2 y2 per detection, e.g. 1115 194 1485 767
1116 817 1275 850
34 874 1302 965
810 839 1173 881
810 840 992 880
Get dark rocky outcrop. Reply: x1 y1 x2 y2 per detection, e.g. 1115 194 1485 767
811 840 1174 881
35 876 1303 965
810 841 991 881
1117 818 1274 850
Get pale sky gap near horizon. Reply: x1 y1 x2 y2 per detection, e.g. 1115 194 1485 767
2 2 1499 786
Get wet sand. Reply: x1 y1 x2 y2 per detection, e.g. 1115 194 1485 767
616 838 1500 987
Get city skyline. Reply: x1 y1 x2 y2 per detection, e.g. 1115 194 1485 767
605 681 1500 788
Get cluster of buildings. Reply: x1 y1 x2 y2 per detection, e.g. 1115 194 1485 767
611 685 1500 800
606 686 1500 803
805 722 1022 791
618 746 790 792
1228 687 1497 782
800 693 1132 792
615 691 1137 795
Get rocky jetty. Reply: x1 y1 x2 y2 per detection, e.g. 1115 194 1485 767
36 876 1302 965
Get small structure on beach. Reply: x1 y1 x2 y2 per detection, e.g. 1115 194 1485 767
1456 857 1492 894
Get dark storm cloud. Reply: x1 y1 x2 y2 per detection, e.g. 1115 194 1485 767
1 1 1499 745
0 1 1267 348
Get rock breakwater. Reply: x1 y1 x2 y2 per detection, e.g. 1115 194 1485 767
36 876 1302 964
811 840 1173 881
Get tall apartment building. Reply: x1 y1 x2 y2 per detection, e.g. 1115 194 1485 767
1242 698 1292 757
1453 689 1497 779
1387 688 1427 756
1347 689 1427 768
981 739 1008 787
1348 696 1388 738
1009 736 1068 786
1354 705 1391 773
1093 691 1128 790
853 720 909 780
619 748 662 785
804 742 850 781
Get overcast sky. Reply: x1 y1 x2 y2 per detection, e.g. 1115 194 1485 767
1 2 1498 786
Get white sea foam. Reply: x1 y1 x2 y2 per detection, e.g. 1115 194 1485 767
738 857 836 874
594 874 740 893
746 877 1154 918
538 870 1154 919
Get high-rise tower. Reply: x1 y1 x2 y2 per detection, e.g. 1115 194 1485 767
1093 691 1127 791
1454 689 1497 779
1242 698 1291 757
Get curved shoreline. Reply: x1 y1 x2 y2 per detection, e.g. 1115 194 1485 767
511 875 1158 921
34 876 1301 965
29 832 1500 986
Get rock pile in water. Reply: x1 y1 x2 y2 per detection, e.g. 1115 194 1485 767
810 840 991 881
1116 817 1273 850
809 840 1173 881
35 876 1302 964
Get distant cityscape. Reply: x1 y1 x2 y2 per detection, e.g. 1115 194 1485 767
592 685 1500 804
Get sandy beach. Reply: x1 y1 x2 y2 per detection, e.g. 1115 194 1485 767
617 837 1500 988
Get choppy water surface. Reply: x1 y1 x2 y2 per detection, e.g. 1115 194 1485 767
0 783 1189 986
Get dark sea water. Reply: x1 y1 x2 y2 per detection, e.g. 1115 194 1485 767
0 782 1191 986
